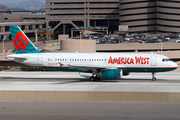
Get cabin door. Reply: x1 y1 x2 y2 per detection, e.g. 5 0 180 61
151 56 156 66
37 55 43 65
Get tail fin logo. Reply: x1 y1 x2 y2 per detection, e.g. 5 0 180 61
12 32 29 51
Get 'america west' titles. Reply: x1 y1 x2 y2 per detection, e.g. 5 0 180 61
108 56 150 65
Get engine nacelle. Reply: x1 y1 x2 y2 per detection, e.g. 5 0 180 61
100 69 123 79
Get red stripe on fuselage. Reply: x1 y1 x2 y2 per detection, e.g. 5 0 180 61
117 67 177 69
38 66 177 69
38 66 71 68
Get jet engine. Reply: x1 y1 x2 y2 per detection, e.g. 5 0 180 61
97 69 123 79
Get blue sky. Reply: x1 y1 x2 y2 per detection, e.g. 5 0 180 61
1 0 45 4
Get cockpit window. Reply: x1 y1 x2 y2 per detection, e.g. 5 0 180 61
162 59 172 62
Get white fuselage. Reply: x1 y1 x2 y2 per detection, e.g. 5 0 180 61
7 53 178 72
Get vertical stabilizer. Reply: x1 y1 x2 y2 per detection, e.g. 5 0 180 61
9 25 42 54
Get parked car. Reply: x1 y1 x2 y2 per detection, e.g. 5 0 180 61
164 36 170 41
129 40 137 43
96 41 108 44
142 38 147 41
147 39 159 43
136 39 143 43
169 35 178 39
134 35 139 39
124 37 130 41
176 40 180 43
158 37 166 42
110 39 118 43
176 33 180 38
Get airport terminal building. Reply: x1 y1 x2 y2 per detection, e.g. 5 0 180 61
46 0 180 37
1 0 180 38
119 0 180 33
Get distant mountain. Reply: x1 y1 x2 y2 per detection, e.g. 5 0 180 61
5 0 45 10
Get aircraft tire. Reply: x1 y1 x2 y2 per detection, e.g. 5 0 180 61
152 77 156 81
90 77 96 81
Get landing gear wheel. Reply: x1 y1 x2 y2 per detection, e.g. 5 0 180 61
152 77 156 81
89 77 96 81
152 72 156 81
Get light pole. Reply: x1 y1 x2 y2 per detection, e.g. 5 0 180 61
2 36 5 53
80 32 82 52
35 29 38 43
161 41 163 54
80 32 82 39
63 24 66 35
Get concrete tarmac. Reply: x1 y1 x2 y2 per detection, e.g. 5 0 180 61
0 72 180 92
0 100 180 120
0 71 179 120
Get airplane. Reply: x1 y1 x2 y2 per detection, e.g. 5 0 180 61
6 25 178 81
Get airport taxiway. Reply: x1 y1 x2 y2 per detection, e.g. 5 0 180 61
0 72 180 92
0 71 180 120
0 100 180 120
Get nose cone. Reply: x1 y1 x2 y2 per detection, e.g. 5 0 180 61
172 62 178 69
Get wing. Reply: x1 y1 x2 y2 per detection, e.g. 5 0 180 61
67 64 118 72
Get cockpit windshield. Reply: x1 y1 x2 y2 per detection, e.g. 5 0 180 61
162 59 172 62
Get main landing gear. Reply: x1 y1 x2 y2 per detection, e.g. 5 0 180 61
89 73 98 81
89 76 96 81
152 72 156 81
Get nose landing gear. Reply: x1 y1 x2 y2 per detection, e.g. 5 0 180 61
152 72 156 81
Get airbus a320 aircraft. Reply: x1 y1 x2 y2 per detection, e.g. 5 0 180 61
7 25 178 81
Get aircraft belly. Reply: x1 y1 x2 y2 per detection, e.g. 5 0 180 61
118 67 176 72
40 67 92 73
